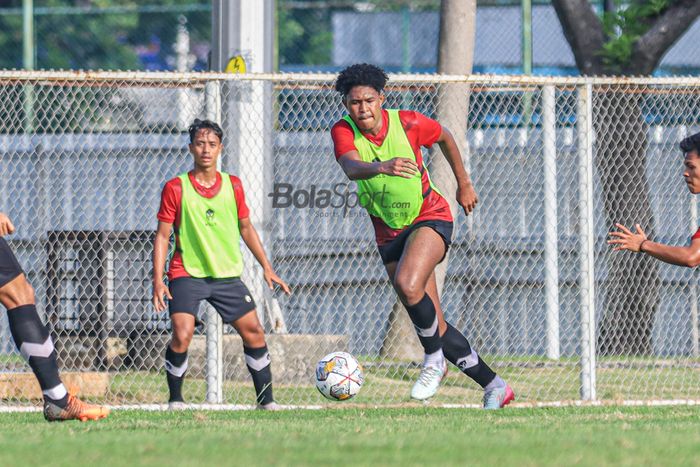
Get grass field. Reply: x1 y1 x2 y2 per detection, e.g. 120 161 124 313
0 406 698 466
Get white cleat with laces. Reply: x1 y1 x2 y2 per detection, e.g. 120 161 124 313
410 358 447 401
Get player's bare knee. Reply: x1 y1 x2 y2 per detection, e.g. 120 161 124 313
393 275 423 305
240 323 266 347
171 328 193 351
0 275 35 308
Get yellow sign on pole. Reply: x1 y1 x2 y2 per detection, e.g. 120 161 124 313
225 55 247 74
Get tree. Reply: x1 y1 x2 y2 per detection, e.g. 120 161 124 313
551 0 700 354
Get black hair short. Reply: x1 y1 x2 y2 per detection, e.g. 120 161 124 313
680 132 700 155
335 63 389 98
188 119 223 143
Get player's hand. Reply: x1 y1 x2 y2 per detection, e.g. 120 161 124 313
379 157 419 178
457 182 478 215
607 223 647 252
152 280 173 312
0 212 16 237
264 268 291 295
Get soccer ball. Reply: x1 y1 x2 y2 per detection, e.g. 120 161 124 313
315 351 364 401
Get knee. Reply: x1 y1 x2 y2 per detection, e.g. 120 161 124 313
393 275 423 306
0 276 35 309
171 328 193 351
240 323 266 347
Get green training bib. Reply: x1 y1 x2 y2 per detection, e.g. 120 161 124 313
344 109 424 229
177 172 243 278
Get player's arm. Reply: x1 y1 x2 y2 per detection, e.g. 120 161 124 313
0 212 15 237
152 220 173 312
435 125 478 215
608 223 700 267
239 218 291 294
337 150 419 180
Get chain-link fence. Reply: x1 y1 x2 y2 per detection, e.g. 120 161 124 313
1 71 700 408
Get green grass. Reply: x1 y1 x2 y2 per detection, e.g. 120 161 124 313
0 406 698 466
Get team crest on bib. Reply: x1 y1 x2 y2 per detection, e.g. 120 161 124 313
245 295 252 303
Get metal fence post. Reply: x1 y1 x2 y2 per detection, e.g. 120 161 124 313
543 84 560 360
205 80 224 404
577 82 596 401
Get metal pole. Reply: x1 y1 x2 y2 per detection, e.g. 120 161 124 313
22 0 35 134
401 5 411 73
543 85 560 359
691 195 699 357
205 80 224 404
577 83 596 400
521 0 533 127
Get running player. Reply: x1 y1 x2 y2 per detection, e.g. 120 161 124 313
0 212 110 421
152 119 290 410
609 131 700 265
330 63 514 408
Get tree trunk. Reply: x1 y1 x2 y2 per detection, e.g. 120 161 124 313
379 0 476 361
593 87 660 355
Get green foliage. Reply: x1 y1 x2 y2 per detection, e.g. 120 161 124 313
599 0 672 71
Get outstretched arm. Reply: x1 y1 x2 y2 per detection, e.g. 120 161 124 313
436 126 478 215
608 223 700 268
239 218 291 294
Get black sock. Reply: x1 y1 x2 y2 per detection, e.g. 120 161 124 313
244 345 274 405
442 322 497 388
7 305 68 408
404 294 442 354
165 346 188 403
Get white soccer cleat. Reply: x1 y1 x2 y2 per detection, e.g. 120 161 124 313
168 401 188 411
256 401 281 411
410 359 447 401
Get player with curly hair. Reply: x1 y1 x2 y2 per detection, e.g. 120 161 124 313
330 63 514 408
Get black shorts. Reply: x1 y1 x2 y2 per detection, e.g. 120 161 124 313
168 277 257 324
377 220 454 265
0 237 23 288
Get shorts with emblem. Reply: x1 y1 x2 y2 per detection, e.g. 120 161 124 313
0 237 24 288
377 220 454 265
168 277 256 324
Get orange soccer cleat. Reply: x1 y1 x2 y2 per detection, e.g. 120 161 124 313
43 394 110 422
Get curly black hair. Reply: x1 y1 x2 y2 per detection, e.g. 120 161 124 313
680 131 700 155
188 119 223 143
335 63 389 98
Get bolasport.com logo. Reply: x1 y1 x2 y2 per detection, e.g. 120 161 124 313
267 182 411 219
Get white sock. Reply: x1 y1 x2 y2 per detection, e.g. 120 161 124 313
43 383 68 400
484 375 506 391
423 349 444 368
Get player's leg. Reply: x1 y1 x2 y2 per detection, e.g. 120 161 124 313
165 278 203 407
390 227 449 400
211 278 277 409
230 310 277 409
424 272 514 409
0 239 108 421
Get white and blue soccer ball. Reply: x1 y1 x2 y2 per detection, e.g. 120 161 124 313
315 351 364 401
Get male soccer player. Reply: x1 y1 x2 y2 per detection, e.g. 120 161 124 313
330 63 514 408
153 119 290 410
609 131 700 265
0 212 109 421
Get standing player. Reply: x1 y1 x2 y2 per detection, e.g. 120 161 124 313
0 212 109 421
152 119 290 410
609 132 700 265
330 64 514 408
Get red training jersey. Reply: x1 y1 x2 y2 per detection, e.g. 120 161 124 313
692 227 700 240
157 171 250 281
331 109 453 245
